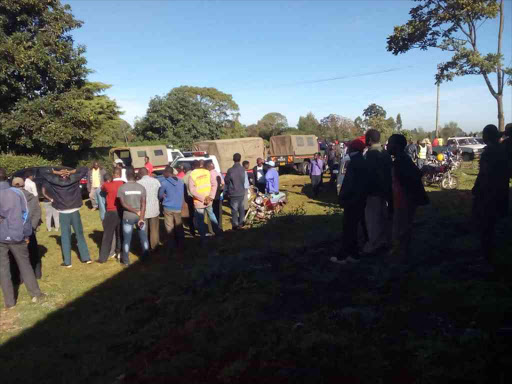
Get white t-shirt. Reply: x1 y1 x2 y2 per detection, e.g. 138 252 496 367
255 166 265 183
24 178 38 197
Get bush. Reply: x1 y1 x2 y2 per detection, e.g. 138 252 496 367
0 154 53 175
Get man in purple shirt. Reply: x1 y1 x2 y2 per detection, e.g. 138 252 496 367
265 161 280 194
310 152 324 197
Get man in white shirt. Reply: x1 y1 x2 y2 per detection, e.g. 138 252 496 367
24 170 38 197
137 167 161 250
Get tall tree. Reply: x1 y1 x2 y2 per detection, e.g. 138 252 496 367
319 114 356 140
440 121 466 140
297 112 320 134
396 113 403 131
363 103 387 119
387 0 511 131
134 86 239 149
255 112 288 140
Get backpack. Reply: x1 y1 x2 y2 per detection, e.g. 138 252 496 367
10 188 29 224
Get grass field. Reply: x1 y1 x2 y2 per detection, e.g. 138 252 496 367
1 165 512 384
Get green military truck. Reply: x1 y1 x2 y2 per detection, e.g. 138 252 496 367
109 145 169 174
268 135 318 175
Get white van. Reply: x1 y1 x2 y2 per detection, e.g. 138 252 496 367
166 147 184 163
171 155 221 174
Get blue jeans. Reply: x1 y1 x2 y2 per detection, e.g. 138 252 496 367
60 211 90 265
194 206 221 239
122 218 150 265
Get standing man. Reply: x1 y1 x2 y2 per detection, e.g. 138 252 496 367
310 153 324 197
97 170 124 264
189 161 221 241
363 129 392 256
0 168 45 309
114 160 128 182
331 140 369 264
252 158 267 194
159 166 185 258
87 162 106 210
137 168 161 250
387 134 429 263
206 160 224 230
24 170 38 197
224 153 246 230
183 161 197 237
41 167 92 267
41 184 59 232
242 161 251 211
265 161 280 194
117 169 149 266
144 156 153 175
12 178 42 279
405 139 418 162
472 125 509 264
417 140 427 169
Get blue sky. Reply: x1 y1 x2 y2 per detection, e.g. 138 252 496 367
66 0 512 132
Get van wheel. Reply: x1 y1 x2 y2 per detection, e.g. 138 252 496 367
299 162 310 175
462 153 472 162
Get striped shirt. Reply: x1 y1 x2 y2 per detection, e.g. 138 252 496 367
137 176 161 219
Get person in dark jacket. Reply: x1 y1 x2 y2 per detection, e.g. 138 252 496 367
252 158 267 193
11 177 43 280
363 129 392 255
405 140 418 162
0 168 45 309
224 153 246 230
331 139 369 264
41 167 92 267
387 134 429 263
473 124 509 264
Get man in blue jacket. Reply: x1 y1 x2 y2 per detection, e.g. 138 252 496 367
159 166 185 258
0 168 45 309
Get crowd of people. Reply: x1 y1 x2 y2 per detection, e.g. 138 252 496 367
1 123 511 309
0 152 282 309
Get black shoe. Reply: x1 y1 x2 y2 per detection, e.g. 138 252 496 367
95 259 106 264
60 263 72 268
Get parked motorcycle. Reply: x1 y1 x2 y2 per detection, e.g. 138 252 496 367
421 158 458 190
244 186 287 225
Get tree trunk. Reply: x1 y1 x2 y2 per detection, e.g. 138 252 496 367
497 93 504 132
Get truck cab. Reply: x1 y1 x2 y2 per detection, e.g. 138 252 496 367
110 145 169 174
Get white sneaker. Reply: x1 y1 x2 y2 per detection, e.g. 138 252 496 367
330 257 346 265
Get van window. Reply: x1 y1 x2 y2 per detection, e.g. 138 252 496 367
137 151 147 158
119 151 130 160
447 140 455 146
306 137 315 146
296 137 305 147
154 149 164 156
171 152 181 159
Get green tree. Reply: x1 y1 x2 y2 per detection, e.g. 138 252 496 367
396 113 403 131
134 86 239 149
367 116 395 142
255 112 288 140
354 116 366 134
297 112 320 134
387 0 511 131
0 82 122 156
319 114 356 141
0 0 89 113
363 103 387 119
440 121 466 140
221 115 247 139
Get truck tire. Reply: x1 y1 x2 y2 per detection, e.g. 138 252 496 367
299 161 310 175
462 153 472 162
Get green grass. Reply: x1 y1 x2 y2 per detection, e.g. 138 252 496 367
1 169 512 384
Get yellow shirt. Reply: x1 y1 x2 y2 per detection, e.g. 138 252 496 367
92 168 101 189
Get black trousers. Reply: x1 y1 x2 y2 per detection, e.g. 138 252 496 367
256 182 266 194
342 204 366 257
99 211 121 262
311 175 322 196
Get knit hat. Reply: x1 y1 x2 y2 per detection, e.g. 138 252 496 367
349 139 366 153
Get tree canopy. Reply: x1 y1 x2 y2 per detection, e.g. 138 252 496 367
133 86 239 149
247 112 288 141
297 112 320 134
387 0 511 130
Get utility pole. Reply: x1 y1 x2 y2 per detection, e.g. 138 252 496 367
435 82 440 138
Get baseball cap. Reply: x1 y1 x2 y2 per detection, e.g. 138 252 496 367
12 177 24 187
266 160 275 167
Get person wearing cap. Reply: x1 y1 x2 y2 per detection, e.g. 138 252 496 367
23 170 38 197
331 139 369 265
114 160 128 182
225 153 246 230
265 161 279 194
11 177 43 279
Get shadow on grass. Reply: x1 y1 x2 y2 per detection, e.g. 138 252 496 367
1 189 512 384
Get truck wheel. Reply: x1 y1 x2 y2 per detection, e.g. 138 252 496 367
462 153 472 162
299 161 310 175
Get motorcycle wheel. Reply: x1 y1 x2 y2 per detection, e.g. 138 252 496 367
441 174 458 190
422 175 432 187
